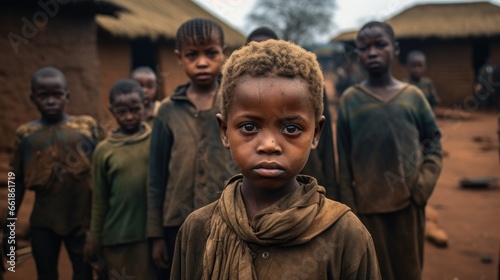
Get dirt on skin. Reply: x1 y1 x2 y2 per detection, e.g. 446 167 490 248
0 109 499 280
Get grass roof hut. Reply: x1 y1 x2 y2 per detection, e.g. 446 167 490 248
95 0 246 126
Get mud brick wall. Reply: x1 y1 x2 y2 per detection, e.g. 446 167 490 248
393 39 475 107
97 38 131 131
0 8 101 162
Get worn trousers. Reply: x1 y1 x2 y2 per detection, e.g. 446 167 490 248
31 227 92 280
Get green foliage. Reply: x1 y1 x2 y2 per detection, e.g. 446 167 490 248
246 0 336 45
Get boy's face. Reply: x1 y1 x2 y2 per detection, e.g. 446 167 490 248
407 55 426 80
218 76 324 191
355 26 398 75
175 34 227 87
30 75 69 122
132 71 157 102
110 92 144 134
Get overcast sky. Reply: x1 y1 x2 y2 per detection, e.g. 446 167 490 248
193 0 500 42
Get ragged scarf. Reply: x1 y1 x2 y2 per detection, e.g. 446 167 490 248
203 175 349 280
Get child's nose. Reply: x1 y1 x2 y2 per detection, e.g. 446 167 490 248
45 96 56 105
196 55 209 67
124 111 134 120
368 46 378 56
257 132 282 154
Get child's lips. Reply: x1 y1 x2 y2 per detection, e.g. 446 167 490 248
367 61 382 68
253 162 285 177
196 73 212 80
44 109 60 115
254 168 285 177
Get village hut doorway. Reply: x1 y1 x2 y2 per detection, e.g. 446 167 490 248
131 37 159 75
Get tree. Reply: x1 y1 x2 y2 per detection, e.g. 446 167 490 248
246 0 335 45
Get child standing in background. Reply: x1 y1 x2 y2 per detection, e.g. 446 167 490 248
245 26 337 199
405 50 440 109
147 18 238 278
131 66 160 122
405 50 449 248
171 39 380 280
245 26 278 44
337 21 442 280
86 80 156 279
4 66 103 280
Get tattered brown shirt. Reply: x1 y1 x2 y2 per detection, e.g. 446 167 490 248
10 115 103 235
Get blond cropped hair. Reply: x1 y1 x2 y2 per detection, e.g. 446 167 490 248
219 40 324 121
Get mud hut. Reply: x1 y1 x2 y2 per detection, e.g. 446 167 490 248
96 0 246 123
332 1 500 106
0 0 245 176
0 0 123 174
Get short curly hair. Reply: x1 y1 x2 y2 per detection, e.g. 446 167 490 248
219 40 324 121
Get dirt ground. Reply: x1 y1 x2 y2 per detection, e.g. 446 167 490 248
0 108 499 280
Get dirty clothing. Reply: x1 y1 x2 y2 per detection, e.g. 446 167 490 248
337 84 442 214
171 174 381 280
90 123 154 279
404 76 440 109
336 83 442 280
147 82 238 237
146 100 162 124
300 90 337 200
31 227 92 280
10 114 103 234
358 202 425 280
10 114 103 280
102 241 157 280
90 123 151 247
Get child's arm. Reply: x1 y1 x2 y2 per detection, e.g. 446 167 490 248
85 144 110 261
147 115 173 268
91 121 105 145
426 79 440 108
336 100 358 213
337 212 382 279
412 98 443 206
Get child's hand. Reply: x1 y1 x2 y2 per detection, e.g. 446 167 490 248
152 239 169 269
83 232 100 263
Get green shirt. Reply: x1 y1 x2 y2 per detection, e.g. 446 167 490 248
90 124 151 246
337 84 442 214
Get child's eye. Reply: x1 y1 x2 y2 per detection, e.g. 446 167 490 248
130 107 141 113
114 108 127 116
53 92 65 98
207 51 218 58
186 53 197 59
282 124 302 135
239 123 258 134
357 45 368 52
376 42 388 49
36 93 48 99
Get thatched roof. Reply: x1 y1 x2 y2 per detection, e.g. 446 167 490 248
96 0 245 46
2 0 124 16
331 30 357 42
332 1 500 42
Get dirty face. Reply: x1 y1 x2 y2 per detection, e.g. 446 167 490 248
218 76 324 192
31 75 69 122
